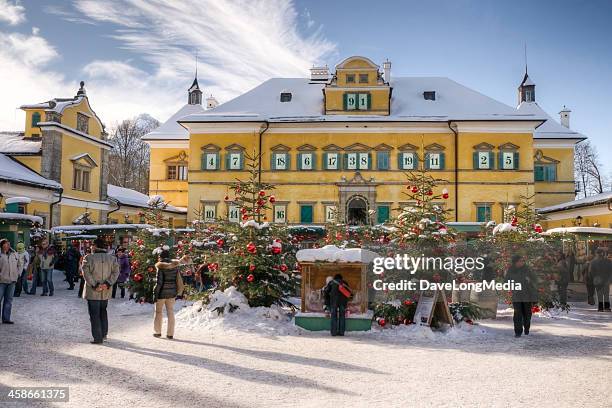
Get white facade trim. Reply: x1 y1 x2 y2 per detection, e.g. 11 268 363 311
533 139 581 148
454 121 542 133
0 183 56 204
180 122 262 134
60 195 112 210
145 140 190 148
543 205 610 221
39 123 112 150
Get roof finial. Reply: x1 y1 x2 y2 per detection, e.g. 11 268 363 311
524 42 528 75
195 51 198 79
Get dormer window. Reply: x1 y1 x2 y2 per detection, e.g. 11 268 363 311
346 74 355 83
77 112 89 134
359 74 369 83
424 91 436 101
280 91 292 102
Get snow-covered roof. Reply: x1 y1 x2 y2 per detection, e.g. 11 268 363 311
51 224 151 234
0 212 43 224
538 191 612 213
517 102 585 140
107 184 187 214
0 132 41 155
545 226 612 236
0 153 61 190
142 103 206 140
179 77 546 126
20 96 84 114
296 244 379 263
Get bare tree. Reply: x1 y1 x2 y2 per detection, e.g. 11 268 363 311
574 141 605 197
108 114 159 193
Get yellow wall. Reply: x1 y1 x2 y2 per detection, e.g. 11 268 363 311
534 147 575 208
14 156 41 173
61 99 104 138
186 129 537 224
59 205 103 226
60 133 102 201
23 110 44 137
148 147 189 208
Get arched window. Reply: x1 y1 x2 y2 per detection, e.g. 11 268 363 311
31 112 41 127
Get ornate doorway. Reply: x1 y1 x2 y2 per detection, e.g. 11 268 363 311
346 195 368 225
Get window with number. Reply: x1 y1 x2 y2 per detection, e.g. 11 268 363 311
272 152 289 170
473 149 494 170
500 151 518 170
226 152 243 170
426 152 443 170
344 93 371 111
324 152 340 170
228 205 240 223
399 152 416 170
203 204 216 221
298 152 315 170
202 153 219 170
325 205 337 223
345 152 370 170
273 205 287 223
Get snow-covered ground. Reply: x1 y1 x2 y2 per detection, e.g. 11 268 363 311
1 280 611 408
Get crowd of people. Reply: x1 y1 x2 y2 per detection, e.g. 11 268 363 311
1 237 610 341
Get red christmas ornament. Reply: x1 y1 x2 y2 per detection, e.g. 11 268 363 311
511 216 518 227
224 195 229 201
403 300 413 306
129 250 135 257
269 195 276 203
279 264 288 272
240 207 247 214
427 190 433 196
378 318 386 327
249 264 256 272
257 199 264 206
247 274 255 282
147 266 154 273
242 215 248 220
216 239 224 248
133 273 143 282
442 193 449 199
531 305 541 313
246 242 257 254
258 190 266 196
411 186 418 193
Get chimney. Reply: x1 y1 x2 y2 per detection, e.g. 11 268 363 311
383 59 391 84
559 105 571 128
309 65 329 83
206 95 219 110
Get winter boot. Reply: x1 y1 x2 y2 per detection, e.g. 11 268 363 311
605 302 611 312
597 302 604 312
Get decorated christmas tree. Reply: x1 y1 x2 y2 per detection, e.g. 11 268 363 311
391 167 455 244
127 197 175 303
208 151 299 307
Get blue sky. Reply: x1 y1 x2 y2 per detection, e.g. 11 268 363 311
1 0 610 174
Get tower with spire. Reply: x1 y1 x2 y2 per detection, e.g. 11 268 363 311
518 71 535 104
188 76 202 105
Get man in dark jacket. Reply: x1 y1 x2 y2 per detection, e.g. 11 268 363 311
323 274 351 336
65 244 81 290
506 255 538 337
589 248 611 312
82 238 119 344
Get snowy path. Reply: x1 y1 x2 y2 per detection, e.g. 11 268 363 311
1 281 611 408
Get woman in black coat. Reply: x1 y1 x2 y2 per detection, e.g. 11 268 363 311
323 274 352 337
152 250 183 339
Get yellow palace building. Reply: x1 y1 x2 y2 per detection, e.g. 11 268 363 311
146 56 585 226
1 82 186 228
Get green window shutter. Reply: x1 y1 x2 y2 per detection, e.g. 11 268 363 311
271 153 276 170
201 153 206 170
300 205 313 223
225 154 230 170
343 153 349 169
473 152 478 169
377 205 390 224
498 152 503 169
286 153 291 170
424 153 430 170
513 152 519 170
238 152 243 170
297 153 302 170
439 152 445 169
367 152 372 170
367 93 372 110
378 151 389 170
323 152 328 170
489 151 495 169
534 165 544 181
215 153 220 170
546 165 556 181
413 152 419 169
477 206 489 222
311 153 317 170
31 112 41 127
343 94 347 110
397 152 403 170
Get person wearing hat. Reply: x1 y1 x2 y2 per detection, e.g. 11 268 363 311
0 239 23 324
12 242 30 297
81 238 119 344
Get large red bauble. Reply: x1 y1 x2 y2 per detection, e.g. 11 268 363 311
249 264 256 272
216 239 224 247
378 318 386 327
411 186 418 193
247 274 255 282
442 193 449 199
280 264 288 272
258 190 266 196
269 195 276 203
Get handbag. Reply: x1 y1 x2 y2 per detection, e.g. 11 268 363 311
338 282 351 298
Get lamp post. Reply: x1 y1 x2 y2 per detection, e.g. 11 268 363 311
575 215 583 226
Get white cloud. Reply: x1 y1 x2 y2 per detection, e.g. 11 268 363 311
0 0 335 131
0 0 25 25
